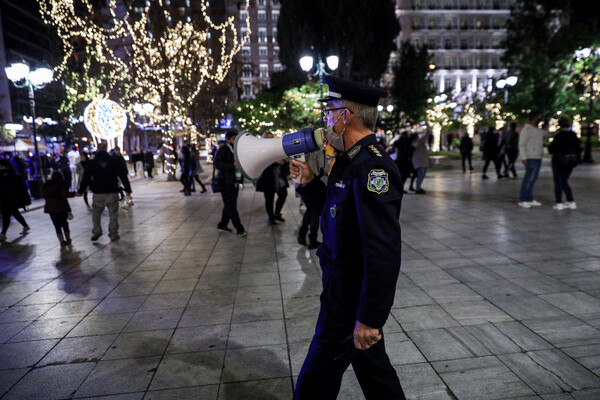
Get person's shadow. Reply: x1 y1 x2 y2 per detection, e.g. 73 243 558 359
0 239 35 281
55 245 91 296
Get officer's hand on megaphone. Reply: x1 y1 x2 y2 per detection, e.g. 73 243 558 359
290 159 314 185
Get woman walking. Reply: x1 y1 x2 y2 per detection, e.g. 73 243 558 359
43 171 75 245
548 117 581 210
411 131 431 194
0 159 31 242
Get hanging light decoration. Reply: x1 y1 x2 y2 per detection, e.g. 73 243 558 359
84 99 128 150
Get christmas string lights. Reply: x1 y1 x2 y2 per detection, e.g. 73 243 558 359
39 0 251 178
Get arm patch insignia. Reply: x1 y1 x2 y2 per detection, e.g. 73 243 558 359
367 169 389 194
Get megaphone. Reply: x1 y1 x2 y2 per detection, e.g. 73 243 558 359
234 127 326 179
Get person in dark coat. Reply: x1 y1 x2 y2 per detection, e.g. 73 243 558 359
548 117 581 210
255 131 288 225
144 149 155 179
43 171 75 245
481 127 502 179
215 131 246 236
179 145 193 195
502 123 519 178
78 143 132 241
459 132 474 172
392 131 414 192
0 159 31 242
290 76 405 400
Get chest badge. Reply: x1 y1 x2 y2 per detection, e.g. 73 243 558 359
367 169 389 194
330 204 337 218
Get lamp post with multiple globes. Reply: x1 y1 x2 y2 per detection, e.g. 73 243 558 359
4 62 54 194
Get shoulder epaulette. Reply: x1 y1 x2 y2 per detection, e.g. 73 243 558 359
367 144 383 157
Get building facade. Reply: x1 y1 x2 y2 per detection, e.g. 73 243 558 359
228 0 281 99
394 0 514 93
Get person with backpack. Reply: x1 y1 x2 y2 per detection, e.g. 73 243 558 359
548 117 581 211
0 159 31 242
43 171 75 245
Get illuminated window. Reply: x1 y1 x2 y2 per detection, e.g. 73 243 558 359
243 84 252 96
258 28 267 43
242 64 252 77
259 47 268 58
241 47 250 57
274 63 282 72
259 64 269 78
258 11 266 21
272 10 279 22
272 28 277 43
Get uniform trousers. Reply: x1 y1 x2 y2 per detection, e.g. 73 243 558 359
294 274 405 400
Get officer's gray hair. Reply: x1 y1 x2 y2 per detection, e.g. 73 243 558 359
333 100 379 131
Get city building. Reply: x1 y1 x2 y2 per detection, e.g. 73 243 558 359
394 0 515 93
228 0 281 99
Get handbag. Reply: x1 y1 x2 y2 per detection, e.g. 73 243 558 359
556 152 580 171
211 166 223 193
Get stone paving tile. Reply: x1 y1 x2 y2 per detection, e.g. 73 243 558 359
395 363 454 400
75 356 161 397
391 304 461 331
221 344 290 383
441 300 514 325
409 327 491 361
103 329 173 360
2 362 96 400
38 334 116 366
431 355 536 400
0 368 29 397
149 350 225 390
0 338 58 369
522 316 600 347
145 386 218 400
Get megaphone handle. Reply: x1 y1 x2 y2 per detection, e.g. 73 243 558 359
292 154 305 184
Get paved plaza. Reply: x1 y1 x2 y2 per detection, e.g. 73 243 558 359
1 153 600 400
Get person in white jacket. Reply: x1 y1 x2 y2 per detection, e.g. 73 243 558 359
518 111 547 208
67 146 81 192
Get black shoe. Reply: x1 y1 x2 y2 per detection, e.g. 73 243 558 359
415 189 426 194
274 214 285 222
217 226 232 233
91 233 101 241
201 188 207 193
109 234 120 241
408 187 415 192
482 175 489 180
298 236 307 246
268 219 278 226
308 241 321 250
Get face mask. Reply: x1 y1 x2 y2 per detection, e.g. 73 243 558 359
325 111 346 151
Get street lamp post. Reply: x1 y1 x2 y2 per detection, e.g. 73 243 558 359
299 54 339 104
496 75 518 104
5 62 53 193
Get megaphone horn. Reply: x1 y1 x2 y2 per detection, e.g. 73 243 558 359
234 128 325 180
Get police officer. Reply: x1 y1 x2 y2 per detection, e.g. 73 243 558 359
290 76 406 400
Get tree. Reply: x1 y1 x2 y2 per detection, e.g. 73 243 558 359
502 0 600 119
232 81 322 135
390 42 435 124
39 0 250 179
277 0 400 87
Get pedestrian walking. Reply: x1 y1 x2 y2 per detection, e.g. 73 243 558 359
79 152 91 208
256 131 289 225
548 117 581 210
297 150 326 249
215 131 247 236
502 122 519 178
43 171 75 245
518 111 547 208
459 132 474 172
290 76 406 400
0 159 31 242
179 145 193 196
392 131 414 192
190 145 207 193
481 127 502 179
78 143 132 241
412 131 431 194
144 149 155 179
67 146 81 191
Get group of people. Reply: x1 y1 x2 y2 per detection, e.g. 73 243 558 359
477 124 520 180
0 143 133 244
392 130 431 194
178 144 206 195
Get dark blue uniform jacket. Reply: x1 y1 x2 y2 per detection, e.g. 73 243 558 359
298 134 403 329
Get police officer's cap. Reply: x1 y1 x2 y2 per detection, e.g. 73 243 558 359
319 76 388 107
